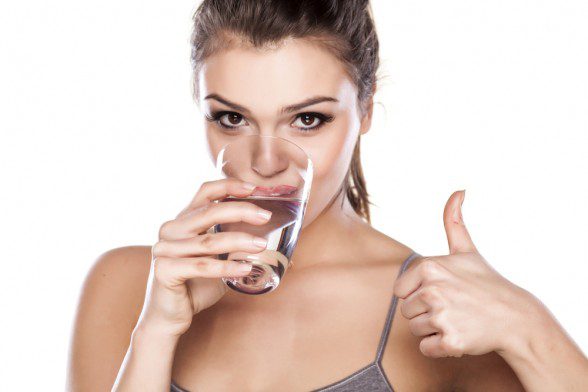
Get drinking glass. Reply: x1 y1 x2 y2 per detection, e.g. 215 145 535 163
212 135 313 295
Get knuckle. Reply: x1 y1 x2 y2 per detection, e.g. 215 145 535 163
420 259 448 285
190 259 210 274
188 205 214 229
152 256 172 283
198 233 216 251
441 334 464 357
151 240 167 257
199 202 215 218
419 284 442 304
428 312 445 330
158 220 174 239
198 180 214 193
199 259 223 274
420 259 441 277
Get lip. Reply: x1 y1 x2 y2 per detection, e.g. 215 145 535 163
251 184 298 197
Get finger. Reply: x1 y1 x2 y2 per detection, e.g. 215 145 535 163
419 333 464 358
153 232 268 258
393 257 445 299
152 256 253 286
400 288 431 319
442 189 478 254
408 313 439 336
177 178 257 218
419 333 445 358
160 201 272 240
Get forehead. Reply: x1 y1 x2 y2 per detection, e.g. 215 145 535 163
198 38 356 109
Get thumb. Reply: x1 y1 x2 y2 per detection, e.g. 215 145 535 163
443 189 478 254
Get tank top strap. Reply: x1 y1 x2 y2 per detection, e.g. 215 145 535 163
375 250 421 363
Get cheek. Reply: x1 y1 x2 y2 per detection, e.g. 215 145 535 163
299 115 359 223
305 112 359 177
306 133 351 182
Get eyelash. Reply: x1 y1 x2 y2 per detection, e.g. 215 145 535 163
204 110 334 132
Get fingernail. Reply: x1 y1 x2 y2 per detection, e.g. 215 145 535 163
242 182 256 191
453 190 465 224
252 236 268 248
257 209 272 220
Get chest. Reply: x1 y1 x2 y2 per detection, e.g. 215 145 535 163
171 269 453 391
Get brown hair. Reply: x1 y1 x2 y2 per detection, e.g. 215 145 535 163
191 0 380 223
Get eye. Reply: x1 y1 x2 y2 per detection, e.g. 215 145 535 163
218 112 248 128
205 111 248 129
291 112 334 132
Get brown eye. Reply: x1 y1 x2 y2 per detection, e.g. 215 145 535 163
300 114 316 126
229 113 241 124
218 113 247 128
292 113 321 129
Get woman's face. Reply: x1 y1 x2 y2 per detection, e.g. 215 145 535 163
197 37 372 228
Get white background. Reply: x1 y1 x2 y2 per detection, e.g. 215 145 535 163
1 0 586 389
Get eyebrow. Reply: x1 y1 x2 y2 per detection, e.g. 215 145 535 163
203 93 339 115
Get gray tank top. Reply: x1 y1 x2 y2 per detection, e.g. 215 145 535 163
171 251 421 392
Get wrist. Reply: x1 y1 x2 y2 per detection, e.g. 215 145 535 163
113 320 180 391
495 287 560 369
495 287 551 362
132 310 191 340
131 321 182 350
494 288 588 391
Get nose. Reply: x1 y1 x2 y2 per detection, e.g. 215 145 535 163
251 138 289 178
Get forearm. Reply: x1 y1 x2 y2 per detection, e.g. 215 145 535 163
112 325 180 392
497 298 588 392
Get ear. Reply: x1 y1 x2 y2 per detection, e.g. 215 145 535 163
359 91 375 136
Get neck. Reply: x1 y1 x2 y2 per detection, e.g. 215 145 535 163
289 188 368 271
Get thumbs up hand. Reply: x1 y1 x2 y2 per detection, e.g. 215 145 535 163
393 190 540 358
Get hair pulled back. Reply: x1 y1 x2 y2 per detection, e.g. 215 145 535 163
191 0 380 222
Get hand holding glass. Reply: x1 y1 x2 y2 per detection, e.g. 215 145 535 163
211 135 313 295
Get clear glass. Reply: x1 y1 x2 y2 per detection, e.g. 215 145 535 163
213 135 313 295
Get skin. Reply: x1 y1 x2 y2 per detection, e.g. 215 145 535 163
67 37 587 391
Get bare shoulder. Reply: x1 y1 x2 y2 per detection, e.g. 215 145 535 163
356 221 418 265
73 245 152 322
67 245 152 392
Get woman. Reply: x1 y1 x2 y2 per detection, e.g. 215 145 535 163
67 0 587 391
